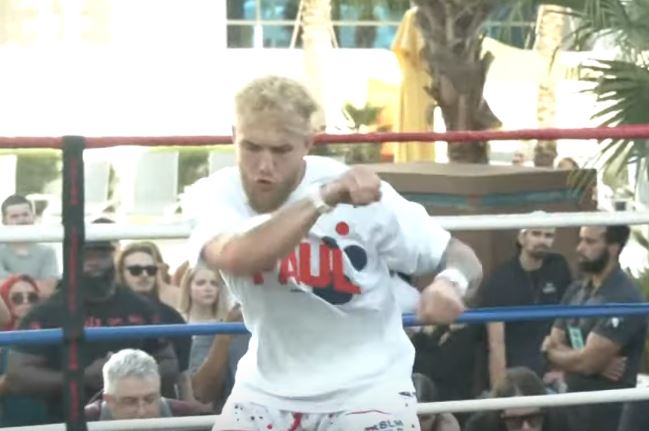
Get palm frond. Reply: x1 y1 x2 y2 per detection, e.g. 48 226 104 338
561 0 649 58
633 230 649 251
496 0 649 60
581 60 649 183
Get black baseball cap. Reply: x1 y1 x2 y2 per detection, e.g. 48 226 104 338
84 216 117 251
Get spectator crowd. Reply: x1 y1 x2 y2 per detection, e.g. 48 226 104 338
0 192 646 431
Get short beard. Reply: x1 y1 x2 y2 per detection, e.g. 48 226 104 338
528 248 549 260
240 168 303 214
578 249 609 274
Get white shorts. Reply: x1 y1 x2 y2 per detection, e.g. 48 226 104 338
211 392 420 431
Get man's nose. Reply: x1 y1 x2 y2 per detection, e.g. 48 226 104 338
83 260 100 272
135 401 149 418
520 419 533 431
258 151 274 173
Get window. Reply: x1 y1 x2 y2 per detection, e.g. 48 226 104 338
225 0 408 49
225 0 536 50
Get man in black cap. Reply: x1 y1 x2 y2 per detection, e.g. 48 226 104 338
5 227 179 423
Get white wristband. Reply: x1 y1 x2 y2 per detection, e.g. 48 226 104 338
435 268 469 297
307 184 334 214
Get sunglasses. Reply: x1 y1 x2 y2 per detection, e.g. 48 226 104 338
503 412 543 429
126 265 158 277
10 292 39 306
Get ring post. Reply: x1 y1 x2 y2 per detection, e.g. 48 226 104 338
61 136 88 431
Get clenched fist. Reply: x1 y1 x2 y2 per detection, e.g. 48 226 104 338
322 166 382 207
417 278 466 324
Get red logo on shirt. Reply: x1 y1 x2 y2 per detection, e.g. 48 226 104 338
253 242 360 294
252 222 369 305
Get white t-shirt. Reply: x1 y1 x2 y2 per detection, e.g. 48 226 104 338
187 156 450 412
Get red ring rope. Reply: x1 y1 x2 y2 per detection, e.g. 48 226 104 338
1 124 648 149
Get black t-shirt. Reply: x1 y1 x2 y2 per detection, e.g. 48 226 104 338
479 253 572 375
12 286 170 421
411 324 487 402
554 268 647 391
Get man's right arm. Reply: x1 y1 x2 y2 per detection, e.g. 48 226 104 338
5 350 63 394
549 326 568 346
202 198 322 276
487 322 507 388
478 273 507 387
199 166 381 276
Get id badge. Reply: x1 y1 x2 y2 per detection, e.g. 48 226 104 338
568 326 585 350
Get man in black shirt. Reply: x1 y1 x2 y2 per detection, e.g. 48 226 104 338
5 238 179 423
542 224 647 431
480 224 572 386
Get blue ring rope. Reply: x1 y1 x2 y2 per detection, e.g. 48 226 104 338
4 303 648 346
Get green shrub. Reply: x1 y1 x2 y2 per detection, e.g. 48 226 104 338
15 151 61 196
177 147 211 192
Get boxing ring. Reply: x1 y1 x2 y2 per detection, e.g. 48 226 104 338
1 125 649 430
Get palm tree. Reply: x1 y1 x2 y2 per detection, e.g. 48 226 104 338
298 0 337 130
533 4 570 167
412 0 503 164
408 0 649 167
298 0 649 170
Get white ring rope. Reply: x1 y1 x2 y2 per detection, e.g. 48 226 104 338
2 211 649 243
3 388 648 431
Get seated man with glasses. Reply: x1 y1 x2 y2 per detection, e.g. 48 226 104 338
85 349 206 422
464 367 571 431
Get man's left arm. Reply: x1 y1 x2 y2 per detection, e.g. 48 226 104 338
374 183 482 323
435 237 483 294
417 238 482 324
543 331 621 375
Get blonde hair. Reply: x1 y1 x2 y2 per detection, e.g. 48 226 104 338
179 265 229 321
235 75 319 131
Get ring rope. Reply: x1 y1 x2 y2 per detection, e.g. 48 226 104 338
3 126 647 430
1 124 649 149
2 211 649 243
4 387 648 431
2 304 649 347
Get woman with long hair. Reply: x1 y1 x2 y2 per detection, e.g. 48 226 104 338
179 264 229 325
136 241 179 308
183 265 250 411
0 275 48 426
0 275 40 331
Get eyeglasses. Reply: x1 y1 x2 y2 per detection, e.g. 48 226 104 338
503 412 544 430
126 265 158 277
10 292 39 305
116 393 160 409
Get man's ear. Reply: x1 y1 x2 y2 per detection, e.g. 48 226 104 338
517 230 526 247
608 243 622 259
104 393 115 407
231 126 236 142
